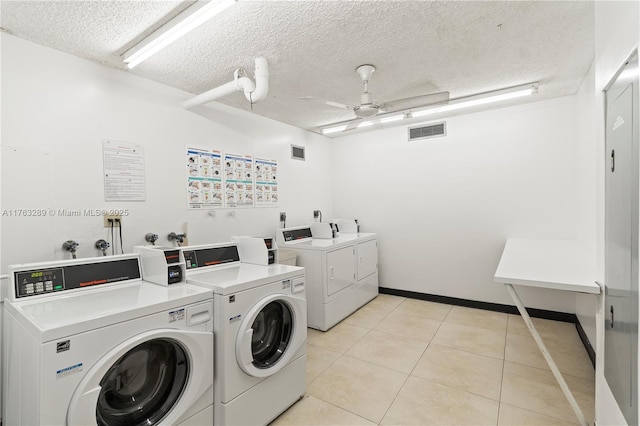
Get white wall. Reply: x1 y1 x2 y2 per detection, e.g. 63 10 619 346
331 96 580 312
591 1 640 424
0 33 334 272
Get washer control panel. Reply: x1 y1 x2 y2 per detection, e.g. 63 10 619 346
14 268 64 297
12 257 141 299
281 228 312 242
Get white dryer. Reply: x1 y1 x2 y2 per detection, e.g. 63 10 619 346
275 226 379 331
3 254 214 425
182 242 306 426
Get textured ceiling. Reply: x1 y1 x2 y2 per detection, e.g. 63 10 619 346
1 0 594 134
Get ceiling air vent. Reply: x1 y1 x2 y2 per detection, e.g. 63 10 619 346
408 122 446 141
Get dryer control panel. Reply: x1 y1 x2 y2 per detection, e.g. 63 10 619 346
183 245 240 270
275 225 316 246
11 257 142 299
280 227 312 242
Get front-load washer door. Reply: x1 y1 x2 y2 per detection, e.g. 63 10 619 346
96 339 188 425
67 329 213 426
236 293 306 378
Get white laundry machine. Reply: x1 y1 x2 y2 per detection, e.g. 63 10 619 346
275 225 378 331
3 254 214 425
181 242 306 426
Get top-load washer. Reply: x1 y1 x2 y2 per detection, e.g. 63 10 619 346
3 254 214 425
180 242 306 426
275 224 379 331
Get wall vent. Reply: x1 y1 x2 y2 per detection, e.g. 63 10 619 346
291 144 305 161
408 122 446 141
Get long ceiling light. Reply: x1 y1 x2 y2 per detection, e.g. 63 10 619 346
123 0 238 69
322 115 401 135
322 125 349 134
357 121 374 128
411 84 538 118
379 114 406 123
320 83 538 136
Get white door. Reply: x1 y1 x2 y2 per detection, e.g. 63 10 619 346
326 246 356 296
357 239 378 280
236 293 306 378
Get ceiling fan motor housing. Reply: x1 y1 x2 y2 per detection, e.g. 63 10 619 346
354 104 379 118
354 91 379 118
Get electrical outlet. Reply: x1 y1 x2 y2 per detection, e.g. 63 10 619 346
104 214 122 227
280 212 286 221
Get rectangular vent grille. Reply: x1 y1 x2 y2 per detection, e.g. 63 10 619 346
291 144 305 161
408 122 446 141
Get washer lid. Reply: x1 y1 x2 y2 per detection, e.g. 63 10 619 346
4 282 213 342
279 233 377 251
186 263 304 295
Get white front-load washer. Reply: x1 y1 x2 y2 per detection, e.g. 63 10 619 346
3 254 214 426
181 242 306 426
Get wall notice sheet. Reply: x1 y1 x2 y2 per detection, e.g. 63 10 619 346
103 140 146 201
187 147 223 209
224 153 254 208
255 158 278 206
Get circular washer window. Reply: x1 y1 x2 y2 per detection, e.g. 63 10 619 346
96 338 189 426
251 300 293 369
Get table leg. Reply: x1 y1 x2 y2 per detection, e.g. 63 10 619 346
505 283 589 426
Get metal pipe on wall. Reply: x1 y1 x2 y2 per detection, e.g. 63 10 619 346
183 57 268 109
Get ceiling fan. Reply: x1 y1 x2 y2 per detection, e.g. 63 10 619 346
302 64 450 120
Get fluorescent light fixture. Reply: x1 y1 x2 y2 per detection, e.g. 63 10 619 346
319 83 538 136
322 125 348 135
123 0 238 68
379 114 405 123
411 84 537 118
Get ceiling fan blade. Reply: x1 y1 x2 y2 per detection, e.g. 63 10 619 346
379 91 450 113
299 96 352 110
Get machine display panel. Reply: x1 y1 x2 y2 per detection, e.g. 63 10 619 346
14 268 64 298
163 250 181 264
183 246 241 269
282 228 312 241
13 258 141 299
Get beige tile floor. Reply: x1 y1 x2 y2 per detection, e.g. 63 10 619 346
272 294 595 426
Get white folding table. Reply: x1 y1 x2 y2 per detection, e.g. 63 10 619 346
494 239 600 426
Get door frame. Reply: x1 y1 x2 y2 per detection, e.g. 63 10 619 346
603 48 639 426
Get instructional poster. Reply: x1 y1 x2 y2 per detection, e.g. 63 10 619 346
185 148 278 209
255 158 279 206
224 153 254 208
186 147 223 209
103 140 146 201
